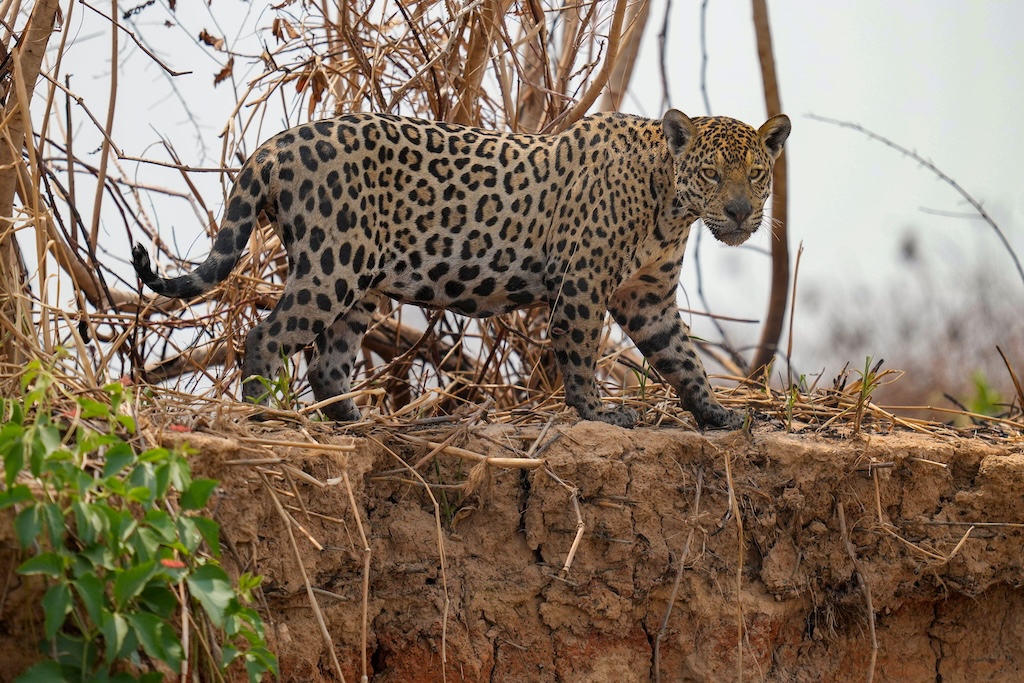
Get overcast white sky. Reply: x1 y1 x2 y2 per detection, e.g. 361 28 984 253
55 0 1024 383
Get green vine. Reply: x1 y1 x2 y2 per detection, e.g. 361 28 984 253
0 361 277 682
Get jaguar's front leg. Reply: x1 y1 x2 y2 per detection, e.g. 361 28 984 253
609 270 743 430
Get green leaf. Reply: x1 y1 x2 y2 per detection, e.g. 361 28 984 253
167 456 192 493
113 560 157 608
78 397 112 420
126 485 154 506
52 631 94 668
73 572 107 626
175 517 201 554
69 467 96 497
14 661 72 683
152 462 171 500
79 542 116 571
7 398 24 426
221 643 241 669
34 418 62 454
99 674 145 683
21 361 50 406
42 582 73 640
192 516 222 557
102 441 136 478
186 564 235 628
138 447 170 464
138 583 178 619
104 476 127 497
1 424 24 488
0 418 23 443
180 478 218 511
143 508 176 543
42 502 66 548
0 483 32 508
126 611 183 673
14 505 42 548
131 526 163 561
237 572 264 595
115 414 137 433
73 500 104 546
99 611 131 665
75 429 118 460
18 551 65 578
244 647 279 680
24 419 62 479
233 605 266 639
106 506 139 546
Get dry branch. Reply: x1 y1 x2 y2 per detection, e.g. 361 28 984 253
749 0 789 374
0 0 62 367
599 0 650 112
554 0 629 130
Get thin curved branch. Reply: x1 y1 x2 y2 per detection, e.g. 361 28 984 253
808 113 1024 291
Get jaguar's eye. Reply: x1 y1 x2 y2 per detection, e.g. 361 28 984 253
701 168 720 182
749 167 766 182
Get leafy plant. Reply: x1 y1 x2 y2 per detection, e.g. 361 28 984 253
246 348 302 414
784 373 809 434
433 456 465 527
853 356 884 435
630 360 651 403
967 372 1003 417
0 361 277 682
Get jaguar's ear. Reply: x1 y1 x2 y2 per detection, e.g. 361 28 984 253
663 109 697 158
759 114 791 159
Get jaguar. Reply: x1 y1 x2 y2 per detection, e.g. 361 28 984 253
133 109 790 428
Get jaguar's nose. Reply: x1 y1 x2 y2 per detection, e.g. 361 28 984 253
724 198 752 226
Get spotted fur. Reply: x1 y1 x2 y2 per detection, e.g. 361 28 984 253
133 110 790 428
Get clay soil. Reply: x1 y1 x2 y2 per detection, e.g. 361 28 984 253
3 419 1024 682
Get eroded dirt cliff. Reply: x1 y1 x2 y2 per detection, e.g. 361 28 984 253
183 422 1024 681
3 420 1023 682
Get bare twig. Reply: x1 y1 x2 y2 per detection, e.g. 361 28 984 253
785 242 804 386
81 0 191 76
654 467 703 683
698 0 711 115
341 469 371 683
838 502 877 683
553 0 628 131
259 470 347 683
723 448 744 682
544 467 586 576
996 346 1024 415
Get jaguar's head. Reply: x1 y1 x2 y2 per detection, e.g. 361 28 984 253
663 110 791 246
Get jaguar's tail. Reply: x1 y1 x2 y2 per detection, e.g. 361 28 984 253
132 165 264 300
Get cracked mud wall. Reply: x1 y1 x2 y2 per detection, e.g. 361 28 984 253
2 422 1022 681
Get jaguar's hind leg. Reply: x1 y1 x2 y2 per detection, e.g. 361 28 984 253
240 279 348 410
549 297 638 428
307 295 381 421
